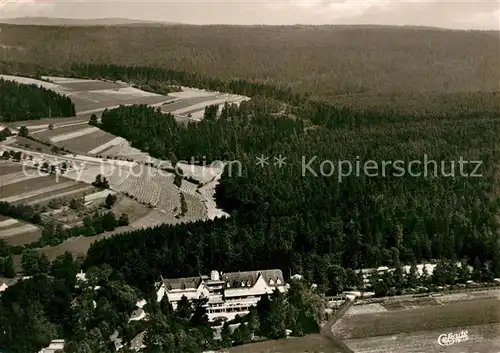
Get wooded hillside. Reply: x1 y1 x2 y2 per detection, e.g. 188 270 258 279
0 25 498 114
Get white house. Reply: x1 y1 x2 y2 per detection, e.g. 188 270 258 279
157 269 287 322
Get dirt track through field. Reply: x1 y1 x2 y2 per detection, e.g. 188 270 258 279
322 299 356 353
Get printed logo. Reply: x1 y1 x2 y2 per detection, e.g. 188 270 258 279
437 330 469 346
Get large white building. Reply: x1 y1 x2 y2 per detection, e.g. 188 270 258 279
37 339 64 353
156 269 287 322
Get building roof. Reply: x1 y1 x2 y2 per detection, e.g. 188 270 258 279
222 269 284 288
130 331 146 351
128 308 147 322
162 276 203 290
162 269 285 292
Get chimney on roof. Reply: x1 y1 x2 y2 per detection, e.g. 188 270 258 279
210 270 220 281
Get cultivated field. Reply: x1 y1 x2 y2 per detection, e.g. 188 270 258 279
0 75 235 255
332 290 500 353
0 75 248 123
0 215 41 245
162 90 249 121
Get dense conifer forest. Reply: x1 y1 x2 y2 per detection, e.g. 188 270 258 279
0 78 75 122
88 99 500 295
0 24 499 351
0 24 498 113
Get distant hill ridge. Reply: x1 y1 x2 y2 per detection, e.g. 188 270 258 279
0 17 180 26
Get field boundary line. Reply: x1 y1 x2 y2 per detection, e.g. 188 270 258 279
321 299 356 353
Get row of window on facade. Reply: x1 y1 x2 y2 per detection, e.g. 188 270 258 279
208 306 251 314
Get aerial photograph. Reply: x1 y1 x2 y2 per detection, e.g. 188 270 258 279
0 0 499 352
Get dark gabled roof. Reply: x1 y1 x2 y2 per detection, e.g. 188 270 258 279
161 269 286 291
162 276 203 290
222 269 284 287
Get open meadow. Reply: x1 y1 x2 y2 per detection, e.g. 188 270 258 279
332 290 500 353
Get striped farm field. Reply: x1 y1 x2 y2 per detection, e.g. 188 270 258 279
0 218 19 228
183 192 207 222
0 170 44 187
55 130 116 153
30 124 93 141
180 179 198 195
24 184 95 206
171 98 229 115
0 175 77 200
0 223 39 238
70 91 171 114
50 126 100 143
161 95 219 113
7 116 88 130
0 221 42 245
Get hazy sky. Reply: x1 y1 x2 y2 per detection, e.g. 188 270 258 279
0 0 499 30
